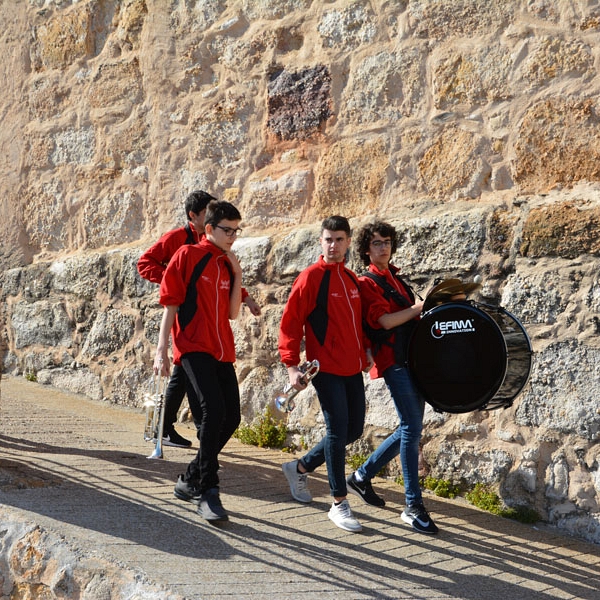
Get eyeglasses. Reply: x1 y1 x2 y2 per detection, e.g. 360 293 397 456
215 225 242 237
370 240 392 248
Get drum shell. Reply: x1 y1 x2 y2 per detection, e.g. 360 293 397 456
408 301 530 413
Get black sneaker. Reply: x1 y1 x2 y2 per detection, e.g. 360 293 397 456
198 487 228 521
163 428 192 448
173 475 202 505
346 472 386 507
401 502 439 534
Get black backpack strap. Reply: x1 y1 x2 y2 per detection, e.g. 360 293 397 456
307 270 331 346
362 271 411 308
177 252 212 332
183 223 196 245
392 271 418 304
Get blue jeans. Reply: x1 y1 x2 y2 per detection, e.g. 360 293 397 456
299 372 365 498
357 365 425 506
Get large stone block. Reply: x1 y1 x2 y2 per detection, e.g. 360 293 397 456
83 190 144 248
36 367 103 402
241 171 313 229
314 138 388 218
81 309 135 359
514 98 600 193
520 202 600 258
49 254 108 300
231 235 271 284
392 206 488 275
433 44 512 107
318 1 377 49
419 126 492 200
408 0 515 39
521 36 594 86
342 51 405 124
88 59 144 114
31 5 94 71
10 300 73 350
515 341 600 440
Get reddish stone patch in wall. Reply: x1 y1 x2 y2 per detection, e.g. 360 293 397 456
266 65 332 142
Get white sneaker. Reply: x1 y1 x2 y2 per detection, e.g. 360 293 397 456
282 460 312 503
328 499 362 532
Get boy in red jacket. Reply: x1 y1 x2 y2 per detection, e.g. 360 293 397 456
154 200 244 521
279 215 373 532
138 191 260 447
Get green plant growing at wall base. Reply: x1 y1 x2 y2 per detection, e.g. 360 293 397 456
466 483 540 524
233 405 288 449
346 453 387 477
24 370 37 382
346 453 369 472
466 483 504 514
422 476 460 499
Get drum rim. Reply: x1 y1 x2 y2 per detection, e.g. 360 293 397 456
474 302 533 407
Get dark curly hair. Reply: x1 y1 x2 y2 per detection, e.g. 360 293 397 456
355 221 398 267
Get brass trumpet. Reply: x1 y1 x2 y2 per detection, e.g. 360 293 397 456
143 374 169 459
275 360 320 413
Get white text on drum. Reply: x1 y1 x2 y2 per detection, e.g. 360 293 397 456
431 319 476 339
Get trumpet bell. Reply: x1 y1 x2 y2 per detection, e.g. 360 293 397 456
275 392 296 413
141 375 168 459
143 396 157 442
273 360 320 413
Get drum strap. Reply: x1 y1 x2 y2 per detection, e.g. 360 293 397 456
362 270 417 363
362 271 415 308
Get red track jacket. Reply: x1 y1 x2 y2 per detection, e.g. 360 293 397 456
160 238 236 364
279 256 367 376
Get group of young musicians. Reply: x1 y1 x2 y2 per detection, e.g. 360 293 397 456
138 192 438 534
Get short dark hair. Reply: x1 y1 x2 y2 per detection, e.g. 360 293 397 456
204 200 242 227
321 215 351 236
355 221 398 267
185 190 216 220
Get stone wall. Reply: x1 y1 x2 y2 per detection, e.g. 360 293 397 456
1 0 600 544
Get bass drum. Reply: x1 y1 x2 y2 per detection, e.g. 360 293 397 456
407 301 532 413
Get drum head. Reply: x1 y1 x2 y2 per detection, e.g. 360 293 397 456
408 302 507 413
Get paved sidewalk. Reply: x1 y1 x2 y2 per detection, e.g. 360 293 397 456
1 375 600 599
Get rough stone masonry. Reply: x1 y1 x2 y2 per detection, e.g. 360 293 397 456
1 0 600 546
